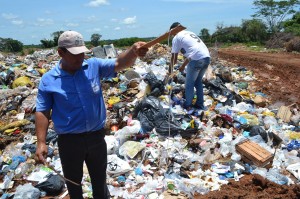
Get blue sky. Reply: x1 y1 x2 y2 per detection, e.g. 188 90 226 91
1 0 254 45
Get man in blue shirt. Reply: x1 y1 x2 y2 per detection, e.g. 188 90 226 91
35 30 148 199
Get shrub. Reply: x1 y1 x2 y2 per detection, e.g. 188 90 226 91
285 37 300 52
265 32 294 48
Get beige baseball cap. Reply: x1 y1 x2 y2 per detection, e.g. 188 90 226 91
58 30 90 55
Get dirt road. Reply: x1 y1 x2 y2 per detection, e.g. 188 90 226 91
217 46 300 107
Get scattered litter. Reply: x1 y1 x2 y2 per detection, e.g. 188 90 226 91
0 45 299 198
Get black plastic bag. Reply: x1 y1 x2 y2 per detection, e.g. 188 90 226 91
35 174 65 195
133 96 182 136
144 71 165 97
249 125 282 148
46 130 58 144
204 77 243 106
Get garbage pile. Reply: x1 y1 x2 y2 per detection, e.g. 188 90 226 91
0 45 299 198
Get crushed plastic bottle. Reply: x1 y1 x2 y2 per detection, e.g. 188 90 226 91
159 148 168 167
266 168 289 185
235 115 247 124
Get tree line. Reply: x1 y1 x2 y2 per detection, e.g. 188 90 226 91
201 0 300 47
0 0 299 53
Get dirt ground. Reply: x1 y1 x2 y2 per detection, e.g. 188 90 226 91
193 46 300 199
195 174 300 199
217 45 300 107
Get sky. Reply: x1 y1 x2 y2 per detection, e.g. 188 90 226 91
0 0 254 45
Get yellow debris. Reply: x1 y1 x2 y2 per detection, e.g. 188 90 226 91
12 76 34 88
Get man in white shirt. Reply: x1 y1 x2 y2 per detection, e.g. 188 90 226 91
169 22 211 110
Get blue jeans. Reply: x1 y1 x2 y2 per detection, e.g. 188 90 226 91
184 57 210 109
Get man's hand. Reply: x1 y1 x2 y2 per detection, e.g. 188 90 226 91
35 142 48 164
132 42 148 57
115 41 148 72
179 65 185 73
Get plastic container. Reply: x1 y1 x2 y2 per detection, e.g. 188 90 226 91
266 169 289 185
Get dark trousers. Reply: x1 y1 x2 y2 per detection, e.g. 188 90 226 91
57 130 109 199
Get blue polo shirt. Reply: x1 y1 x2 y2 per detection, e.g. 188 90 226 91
36 58 116 134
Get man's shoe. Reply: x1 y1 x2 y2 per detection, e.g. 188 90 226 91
193 104 207 111
184 106 195 115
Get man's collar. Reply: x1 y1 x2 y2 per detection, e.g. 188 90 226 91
53 60 88 77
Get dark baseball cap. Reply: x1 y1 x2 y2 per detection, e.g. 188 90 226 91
169 22 181 30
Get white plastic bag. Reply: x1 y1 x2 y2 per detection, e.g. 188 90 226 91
107 154 132 175
114 120 141 145
105 135 119 155
13 183 40 199
286 163 300 180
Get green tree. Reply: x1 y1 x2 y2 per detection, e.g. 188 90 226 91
0 38 23 52
283 11 300 35
252 0 300 34
40 39 55 48
40 31 63 48
241 19 268 42
91 33 102 47
52 31 64 46
199 28 211 43
212 26 245 43
113 37 142 47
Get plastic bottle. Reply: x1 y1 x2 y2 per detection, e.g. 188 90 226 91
266 168 289 185
3 171 14 189
14 162 32 179
232 99 237 107
236 115 247 124
159 149 168 167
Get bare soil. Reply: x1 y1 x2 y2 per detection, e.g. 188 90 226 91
195 174 300 199
217 45 300 107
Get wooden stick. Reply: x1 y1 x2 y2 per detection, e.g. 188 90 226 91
46 164 81 186
169 71 179 79
141 25 186 48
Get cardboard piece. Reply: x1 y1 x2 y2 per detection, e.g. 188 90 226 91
277 106 292 123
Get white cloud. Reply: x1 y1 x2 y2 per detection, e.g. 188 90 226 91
35 18 54 26
114 27 121 30
11 20 23 25
86 0 109 7
122 16 136 25
86 28 102 33
86 16 99 22
111 18 118 22
66 23 79 27
93 28 101 32
2 13 18 20
119 7 127 12
162 0 243 3
126 25 137 29
45 10 53 15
